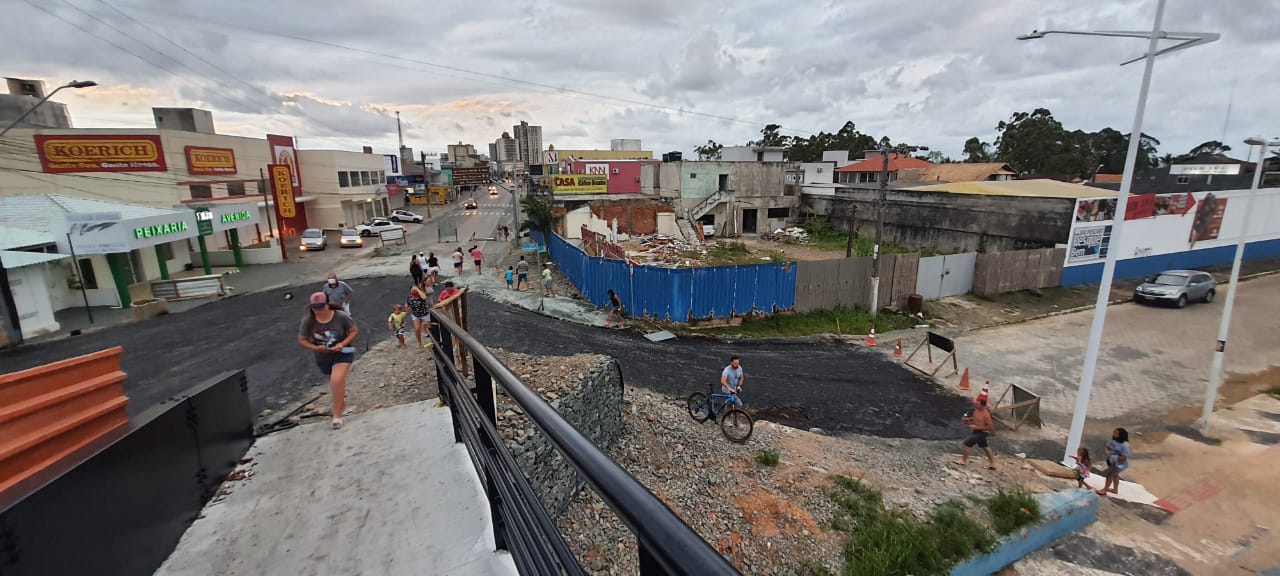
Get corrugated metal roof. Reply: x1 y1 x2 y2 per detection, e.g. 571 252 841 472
0 250 69 268
909 179 1118 199
0 194 187 235
0 228 58 251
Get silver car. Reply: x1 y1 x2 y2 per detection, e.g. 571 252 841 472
299 228 326 251
1133 270 1216 308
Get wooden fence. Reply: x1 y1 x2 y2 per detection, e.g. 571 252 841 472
971 248 1066 296
794 253 919 312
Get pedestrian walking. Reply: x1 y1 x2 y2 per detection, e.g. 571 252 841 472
298 293 358 429
954 398 996 470
1097 428 1131 496
451 247 464 275
606 289 625 328
542 263 554 296
407 285 432 348
409 255 423 287
438 281 460 302
387 304 408 348
515 256 530 290
470 245 483 274
323 273 353 314
426 252 441 284
505 266 515 289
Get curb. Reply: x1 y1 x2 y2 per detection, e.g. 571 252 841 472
950 489 1099 576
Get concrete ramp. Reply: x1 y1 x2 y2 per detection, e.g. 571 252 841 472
157 401 516 576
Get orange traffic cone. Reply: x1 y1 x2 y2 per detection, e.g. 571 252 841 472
977 381 990 405
893 339 903 358
866 328 877 347
958 368 971 391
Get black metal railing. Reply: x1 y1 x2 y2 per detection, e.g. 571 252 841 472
428 304 738 576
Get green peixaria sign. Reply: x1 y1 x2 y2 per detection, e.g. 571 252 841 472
135 221 189 239
220 211 252 224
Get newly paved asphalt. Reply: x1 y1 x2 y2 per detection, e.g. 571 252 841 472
0 274 970 440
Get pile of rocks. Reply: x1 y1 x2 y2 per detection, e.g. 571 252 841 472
762 227 811 243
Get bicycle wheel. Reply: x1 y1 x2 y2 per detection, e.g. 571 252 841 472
686 392 711 423
720 408 754 443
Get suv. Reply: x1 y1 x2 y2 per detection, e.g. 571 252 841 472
354 218 404 237
389 209 423 223
1134 270 1216 308
299 228 326 251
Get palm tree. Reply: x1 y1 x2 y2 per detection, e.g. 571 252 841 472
519 193 561 265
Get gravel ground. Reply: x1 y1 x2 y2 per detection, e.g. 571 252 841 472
293 337 438 422
489 349 609 444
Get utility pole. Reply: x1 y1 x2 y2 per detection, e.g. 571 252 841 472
420 151 432 219
396 111 404 149
869 143 926 319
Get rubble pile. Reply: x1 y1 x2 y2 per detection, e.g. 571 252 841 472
620 234 708 267
761 227 811 244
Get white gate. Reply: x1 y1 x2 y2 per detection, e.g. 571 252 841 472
916 253 976 299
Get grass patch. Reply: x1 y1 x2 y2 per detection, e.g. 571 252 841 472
755 449 781 467
1268 387 1280 400
705 307 918 338
986 488 1041 535
825 475 1019 576
800 219 931 257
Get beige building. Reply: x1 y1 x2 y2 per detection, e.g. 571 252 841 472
297 149 392 228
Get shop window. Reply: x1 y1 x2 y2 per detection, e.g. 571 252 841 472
767 207 790 219
361 171 371 186
690 173 697 178
157 242 174 261
127 249 146 284
77 258 98 289
338 172 350 187
378 170 385 183
190 184 212 199
227 182 246 196
1177 175 1190 184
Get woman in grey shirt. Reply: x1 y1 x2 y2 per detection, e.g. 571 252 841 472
298 292 359 429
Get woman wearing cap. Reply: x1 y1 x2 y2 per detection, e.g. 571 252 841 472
297 292 359 429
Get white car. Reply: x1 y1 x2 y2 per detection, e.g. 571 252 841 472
355 218 404 237
389 209 423 223
339 228 363 248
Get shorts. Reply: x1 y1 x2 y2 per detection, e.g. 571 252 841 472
315 351 355 375
1104 457 1128 476
411 313 429 322
473 260 482 267
518 273 528 283
963 431 989 449
453 262 463 271
393 326 405 337
544 278 553 288
427 266 440 275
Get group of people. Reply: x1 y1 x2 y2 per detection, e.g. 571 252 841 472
501 255 555 295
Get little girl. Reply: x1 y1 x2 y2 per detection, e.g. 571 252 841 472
387 304 408 348
1071 446 1091 489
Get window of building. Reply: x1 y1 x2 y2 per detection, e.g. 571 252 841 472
157 242 174 261
1176 175 1190 184
227 182 246 196
361 171 371 186
690 173 697 179
768 207 790 219
77 258 98 289
378 170 386 183
338 171 350 187
189 184 212 199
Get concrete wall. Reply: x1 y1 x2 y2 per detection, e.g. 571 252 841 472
191 245 284 267
719 146 785 162
800 162 836 184
951 490 1098 576
0 95 71 129
506 358 624 518
804 188 1074 253
589 200 674 235
640 162 682 198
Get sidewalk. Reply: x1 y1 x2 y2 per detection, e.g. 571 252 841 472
443 266 608 327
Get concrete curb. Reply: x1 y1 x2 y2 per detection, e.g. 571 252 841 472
950 489 1099 576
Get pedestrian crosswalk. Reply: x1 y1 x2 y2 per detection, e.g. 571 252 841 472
460 209 507 216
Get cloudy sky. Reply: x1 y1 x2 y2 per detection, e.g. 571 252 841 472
3 0 1277 161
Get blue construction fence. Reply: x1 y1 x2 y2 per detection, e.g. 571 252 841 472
545 233 796 322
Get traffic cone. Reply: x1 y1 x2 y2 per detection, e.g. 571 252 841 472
866 328 877 347
977 381 990 405
893 339 903 358
958 368 971 391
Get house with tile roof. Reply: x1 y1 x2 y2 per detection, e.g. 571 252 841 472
835 152 933 184
896 162 1017 184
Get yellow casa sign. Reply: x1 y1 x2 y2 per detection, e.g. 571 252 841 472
551 174 608 195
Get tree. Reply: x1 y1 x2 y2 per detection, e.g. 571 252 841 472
1186 140 1232 157
751 123 788 147
519 193 561 263
694 139 723 160
993 108 1069 174
961 137 993 163
922 150 953 164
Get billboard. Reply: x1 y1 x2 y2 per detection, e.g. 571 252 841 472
453 166 491 185
184 146 237 175
1064 188 1279 267
269 164 297 219
266 134 300 188
552 174 608 195
34 134 166 173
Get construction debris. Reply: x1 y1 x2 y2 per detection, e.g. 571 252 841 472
762 227 811 244
618 233 709 267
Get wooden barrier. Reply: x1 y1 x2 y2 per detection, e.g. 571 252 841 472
991 383 1043 430
0 347 129 495
904 331 960 379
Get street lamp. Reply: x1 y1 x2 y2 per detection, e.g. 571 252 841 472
1018 0 1218 466
869 142 926 318
0 80 97 138
1201 137 1279 435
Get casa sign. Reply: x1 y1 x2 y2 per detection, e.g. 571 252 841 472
551 174 608 195
34 134 168 173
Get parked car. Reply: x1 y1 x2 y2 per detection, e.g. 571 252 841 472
339 228 363 248
1133 270 1216 308
354 218 404 237
701 223 716 238
299 228 326 251
389 209 423 223
463 198 478 210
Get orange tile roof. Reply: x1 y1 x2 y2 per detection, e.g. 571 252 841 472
1093 173 1123 183
836 153 933 173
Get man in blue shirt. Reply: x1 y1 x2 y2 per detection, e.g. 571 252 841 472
720 356 744 407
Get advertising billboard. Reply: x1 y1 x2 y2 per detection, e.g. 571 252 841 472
34 134 167 173
266 134 301 188
269 164 297 219
184 146 237 175
551 174 608 195
452 166 491 185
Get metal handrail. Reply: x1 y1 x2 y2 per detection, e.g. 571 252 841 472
428 309 738 576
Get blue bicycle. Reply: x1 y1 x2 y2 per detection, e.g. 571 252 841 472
686 389 754 443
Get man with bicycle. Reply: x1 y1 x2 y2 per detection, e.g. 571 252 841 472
720 356 744 407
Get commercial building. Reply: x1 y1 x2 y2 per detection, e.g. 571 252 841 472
298 149 393 228
610 139 641 151
513 121 542 166
640 161 800 236
0 78 72 129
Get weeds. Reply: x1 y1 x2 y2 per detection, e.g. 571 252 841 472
706 307 918 337
754 449 781 467
1268 386 1280 400
985 488 1041 535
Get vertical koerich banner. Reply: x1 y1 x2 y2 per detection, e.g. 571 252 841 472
269 164 297 219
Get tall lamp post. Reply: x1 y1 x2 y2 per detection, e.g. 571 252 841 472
0 80 97 138
869 142 926 319
1017 0 1218 465
1201 137 1279 434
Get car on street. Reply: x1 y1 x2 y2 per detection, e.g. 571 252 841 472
299 228 326 251
338 228 363 248
354 218 404 237
389 209 423 223
489 188 499 197
463 198 478 210
1134 269 1216 308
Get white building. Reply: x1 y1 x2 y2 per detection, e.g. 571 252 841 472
719 145 787 162
299 149 393 228
513 121 543 166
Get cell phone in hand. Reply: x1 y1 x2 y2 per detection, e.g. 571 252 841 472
341 346 356 354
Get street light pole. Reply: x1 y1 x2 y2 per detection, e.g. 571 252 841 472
869 142 925 319
1201 137 1278 435
420 151 432 219
1017 0 1218 465
0 80 97 138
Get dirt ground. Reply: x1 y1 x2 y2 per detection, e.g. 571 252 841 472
734 236 847 261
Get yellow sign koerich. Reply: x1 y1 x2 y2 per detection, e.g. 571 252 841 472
270 164 297 218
